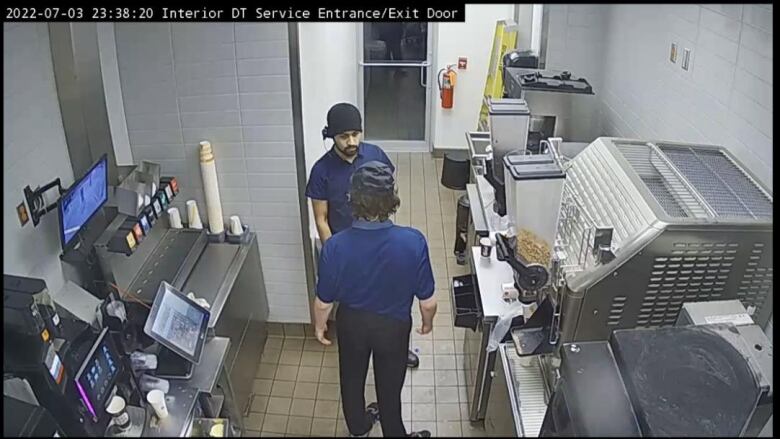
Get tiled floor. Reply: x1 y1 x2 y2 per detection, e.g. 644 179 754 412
243 153 486 437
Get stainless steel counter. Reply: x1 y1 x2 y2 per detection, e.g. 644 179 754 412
485 344 548 437
471 247 516 319
143 383 200 437
173 337 230 393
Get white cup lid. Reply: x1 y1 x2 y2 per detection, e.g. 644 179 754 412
107 396 126 414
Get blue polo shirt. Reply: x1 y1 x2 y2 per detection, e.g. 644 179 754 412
305 142 395 234
316 220 435 322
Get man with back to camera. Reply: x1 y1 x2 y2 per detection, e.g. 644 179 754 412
312 161 437 438
305 102 421 369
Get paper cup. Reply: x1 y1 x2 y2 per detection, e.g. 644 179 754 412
106 396 130 428
186 200 203 230
146 389 169 419
168 207 183 229
229 215 243 235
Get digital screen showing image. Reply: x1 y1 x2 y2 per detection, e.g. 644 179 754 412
60 159 107 246
152 291 206 357
81 340 118 404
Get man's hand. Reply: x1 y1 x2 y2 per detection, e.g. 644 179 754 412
416 322 433 335
312 297 334 346
315 322 332 346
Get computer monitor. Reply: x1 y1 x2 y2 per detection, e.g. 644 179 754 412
74 328 121 421
143 281 209 365
58 155 108 251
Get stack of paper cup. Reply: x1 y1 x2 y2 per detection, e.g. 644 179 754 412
146 389 169 419
186 200 203 229
229 215 243 235
167 207 183 229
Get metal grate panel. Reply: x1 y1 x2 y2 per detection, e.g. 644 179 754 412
737 243 773 318
607 296 627 327
658 145 773 220
614 142 711 219
637 243 736 327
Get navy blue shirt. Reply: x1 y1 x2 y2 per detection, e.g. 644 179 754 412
305 142 395 234
316 220 435 322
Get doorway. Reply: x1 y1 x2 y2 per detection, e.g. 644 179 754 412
358 23 435 152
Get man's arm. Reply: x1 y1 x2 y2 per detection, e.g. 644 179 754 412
312 296 334 345
416 296 437 335
311 199 332 243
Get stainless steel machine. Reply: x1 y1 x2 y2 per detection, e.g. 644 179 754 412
456 136 774 425
486 300 773 437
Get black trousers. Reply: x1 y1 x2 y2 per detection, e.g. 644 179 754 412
336 305 411 437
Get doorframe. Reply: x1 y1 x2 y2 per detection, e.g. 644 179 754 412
356 23 438 153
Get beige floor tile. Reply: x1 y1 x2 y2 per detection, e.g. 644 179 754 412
270 381 295 398
434 354 457 370
244 413 265 430
250 395 269 413
313 399 339 418
258 432 283 437
433 340 456 355
265 337 283 350
459 402 470 420
410 370 434 386
402 402 412 422
310 418 337 436
304 339 326 352
266 397 292 415
261 349 281 364
317 383 340 401
282 338 304 351
411 386 435 403
415 354 435 370
253 379 273 396
297 366 322 383
401 385 411 403
300 351 324 367
290 398 316 417
364 385 376 402
437 420 463 436
283 323 305 338
335 420 350 436
274 365 299 381
261 414 288 434
459 387 469 403
293 381 319 399
243 429 262 437
410 340 434 355
267 323 284 336
319 367 340 384
434 370 458 387
436 403 461 421
278 350 302 366
411 403 436 421
435 386 460 403
256 363 277 380
322 352 339 367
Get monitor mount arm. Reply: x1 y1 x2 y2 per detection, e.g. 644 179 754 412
23 178 67 226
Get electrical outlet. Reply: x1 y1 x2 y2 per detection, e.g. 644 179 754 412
17 202 29 226
682 48 691 71
669 43 678 63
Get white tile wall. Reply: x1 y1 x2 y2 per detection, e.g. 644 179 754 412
3 24 75 295
115 23 309 323
546 4 773 190
546 4 773 334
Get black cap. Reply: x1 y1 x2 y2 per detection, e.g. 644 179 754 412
350 161 395 194
324 103 362 138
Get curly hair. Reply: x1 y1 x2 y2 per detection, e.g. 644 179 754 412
350 189 401 221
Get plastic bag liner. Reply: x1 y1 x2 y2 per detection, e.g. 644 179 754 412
487 300 527 352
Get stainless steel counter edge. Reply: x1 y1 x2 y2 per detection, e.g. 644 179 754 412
467 184 489 235
202 232 257 328
174 336 231 394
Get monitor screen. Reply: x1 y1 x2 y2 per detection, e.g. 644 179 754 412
74 328 120 419
58 155 108 249
143 281 209 364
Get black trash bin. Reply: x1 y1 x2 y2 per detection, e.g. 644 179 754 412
454 194 470 265
440 151 470 190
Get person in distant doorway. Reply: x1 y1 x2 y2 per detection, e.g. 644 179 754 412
305 102 421 369
312 161 437 438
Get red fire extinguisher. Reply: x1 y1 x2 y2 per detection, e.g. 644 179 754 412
438 65 457 109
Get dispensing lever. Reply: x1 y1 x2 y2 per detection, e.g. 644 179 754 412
494 234 549 291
